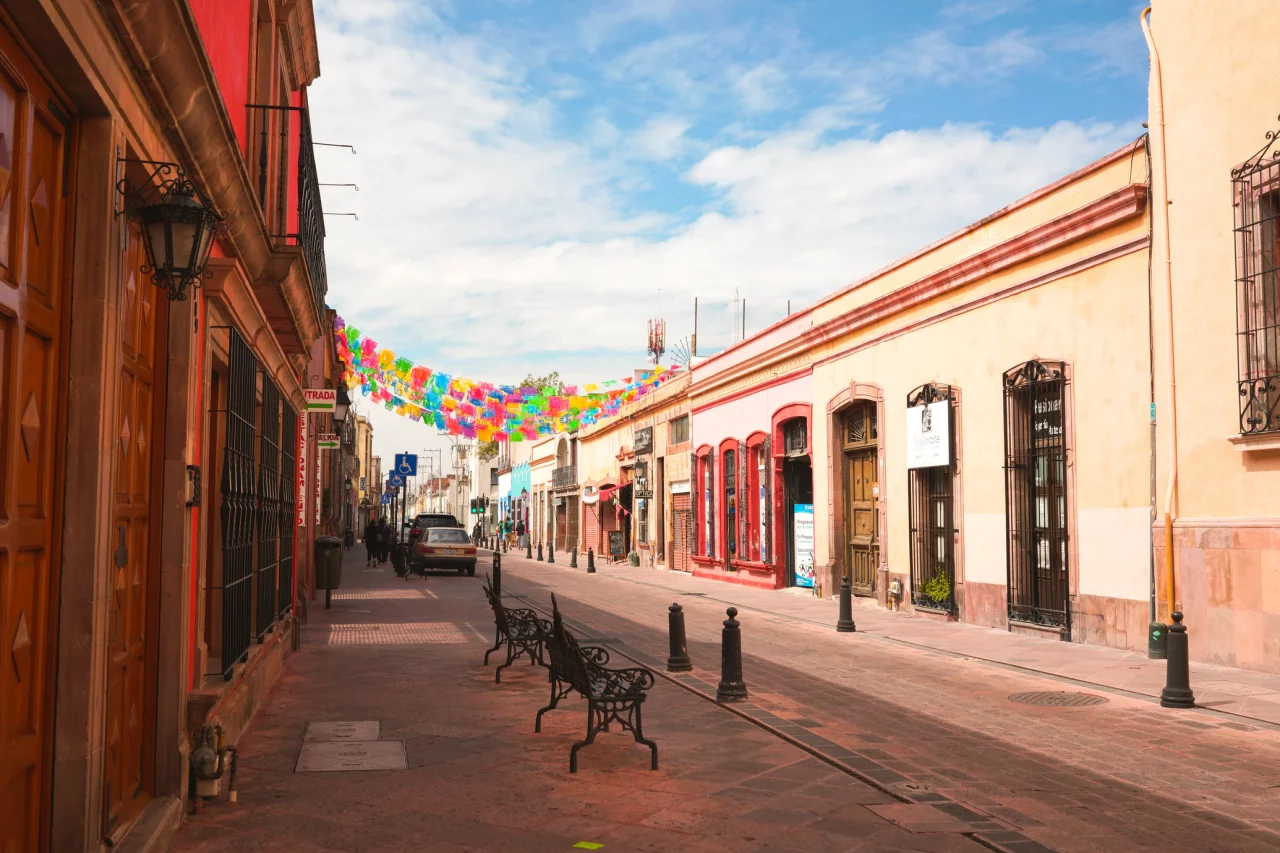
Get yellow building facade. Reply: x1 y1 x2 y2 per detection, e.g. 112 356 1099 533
1147 1 1280 671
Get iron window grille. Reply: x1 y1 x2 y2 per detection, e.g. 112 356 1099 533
1234 127 1280 434
1002 360 1070 635
723 449 737 562
906 384 957 613
255 376 282 641
279 409 297 618
784 419 807 456
220 328 258 679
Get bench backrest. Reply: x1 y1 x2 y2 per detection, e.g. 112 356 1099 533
482 574 512 635
549 593 600 697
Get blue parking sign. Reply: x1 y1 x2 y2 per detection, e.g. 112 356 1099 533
394 453 418 477
381 493 392 505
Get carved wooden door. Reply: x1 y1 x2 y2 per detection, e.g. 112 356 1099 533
101 217 166 842
0 19 71 853
842 402 879 595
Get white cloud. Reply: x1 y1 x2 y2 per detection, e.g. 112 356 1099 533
733 62 787 112
308 0 1139 463
939 0 1027 24
581 0 682 52
631 116 693 161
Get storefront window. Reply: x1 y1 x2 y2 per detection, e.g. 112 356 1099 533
638 497 648 543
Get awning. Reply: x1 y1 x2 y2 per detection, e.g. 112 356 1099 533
597 485 618 502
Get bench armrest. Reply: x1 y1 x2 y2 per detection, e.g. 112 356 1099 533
588 662 656 695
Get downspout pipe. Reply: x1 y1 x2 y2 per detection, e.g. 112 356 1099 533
1141 7 1179 621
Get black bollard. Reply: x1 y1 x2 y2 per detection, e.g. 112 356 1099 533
836 574 857 633
502 536 508 554
570 548 578 569
716 607 748 703
536 542 543 562
587 548 596 573
1160 612 1195 709
548 541 555 564
526 538 533 559
666 603 692 672
492 549 502 598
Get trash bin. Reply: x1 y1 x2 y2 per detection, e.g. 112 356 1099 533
315 536 344 609
343 530 354 549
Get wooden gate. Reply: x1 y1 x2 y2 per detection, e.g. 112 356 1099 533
671 493 691 572
842 402 879 595
102 218 167 841
0 19 72 853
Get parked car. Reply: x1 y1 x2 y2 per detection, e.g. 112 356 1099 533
409 512 461 543
411 527 477 575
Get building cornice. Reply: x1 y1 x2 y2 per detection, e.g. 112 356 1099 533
691 183 1148 404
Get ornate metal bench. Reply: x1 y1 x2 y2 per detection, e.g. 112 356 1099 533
482 575 550 683
542 594 657 773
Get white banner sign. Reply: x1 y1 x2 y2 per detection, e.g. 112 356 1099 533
906 401 950 469
304 388 336 413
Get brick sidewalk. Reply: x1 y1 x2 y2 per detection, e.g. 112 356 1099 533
496 549 1280 853
546 554 1280 726
170 549 1006 853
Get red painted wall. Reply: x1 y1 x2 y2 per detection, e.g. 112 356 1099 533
188 0 253 157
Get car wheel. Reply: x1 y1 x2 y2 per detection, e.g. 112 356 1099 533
467 566 475 577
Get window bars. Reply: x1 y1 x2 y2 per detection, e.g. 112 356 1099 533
255 377 282 641
1003 360 1070 635
220 329 258 679
1233 126 1280 434
279 409 297 619
907 384 957 613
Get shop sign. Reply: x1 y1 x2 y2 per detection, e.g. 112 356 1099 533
634 460 652 498
906 401 949 469
304 389 336 413
317 433 339 450
1034 396 1063 442
793 503 815 588
314 440 322 525
670 480 690 495
296 421 307 527
633 426 654 455
608 530 625 557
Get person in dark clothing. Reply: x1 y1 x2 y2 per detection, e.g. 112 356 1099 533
516 518 526 550
378 517 391 564
364 518 380 566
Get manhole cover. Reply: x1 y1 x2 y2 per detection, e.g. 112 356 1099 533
1009 691 1108 707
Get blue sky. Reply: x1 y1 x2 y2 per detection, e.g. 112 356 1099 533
308 0 1147 459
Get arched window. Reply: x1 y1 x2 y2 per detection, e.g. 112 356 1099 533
694 446 714 558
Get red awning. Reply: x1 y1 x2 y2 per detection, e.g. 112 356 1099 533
597 485 618 502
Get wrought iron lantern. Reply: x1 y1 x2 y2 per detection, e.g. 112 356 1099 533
118 160 224 302
334 386 351 426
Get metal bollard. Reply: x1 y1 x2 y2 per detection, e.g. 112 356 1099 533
526 538 533 559
587 548 596 573
666 603 692 672
716 607 748 703
492 549 502 598
837 574 857 633
502 536 508 554
570 548 578 568
548 541 555 564
1160 612 1195 709
536 542 544 562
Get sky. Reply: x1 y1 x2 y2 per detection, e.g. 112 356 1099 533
308 0 1149 468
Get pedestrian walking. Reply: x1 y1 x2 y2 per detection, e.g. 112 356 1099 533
516 518 526 550
378 517 391 564
364 518 380 567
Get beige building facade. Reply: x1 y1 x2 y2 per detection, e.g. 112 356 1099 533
1146 1 1280 672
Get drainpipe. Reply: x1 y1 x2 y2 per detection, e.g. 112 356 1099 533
1141 7 1179 621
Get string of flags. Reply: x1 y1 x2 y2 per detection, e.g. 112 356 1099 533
333 314 680 441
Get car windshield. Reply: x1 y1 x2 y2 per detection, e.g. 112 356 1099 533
427 528 470 544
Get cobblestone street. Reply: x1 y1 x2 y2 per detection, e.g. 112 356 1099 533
173 547 1280 853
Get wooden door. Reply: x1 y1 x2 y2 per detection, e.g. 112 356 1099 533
671 493 691 572
0 19 72 853
842 402 879 595
102 218 166 841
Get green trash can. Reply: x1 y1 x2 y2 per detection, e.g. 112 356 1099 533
1148 620 1168 660
315 536 344 609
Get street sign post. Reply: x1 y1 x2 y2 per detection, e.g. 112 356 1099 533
390 473 404 488
381 493 392 505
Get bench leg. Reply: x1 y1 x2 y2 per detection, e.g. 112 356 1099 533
496 642 517 683
536 677 568 733
570 704 602 774
484 627 504 665
632 702 658 770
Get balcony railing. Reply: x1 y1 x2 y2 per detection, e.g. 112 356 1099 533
246 104 328 317
552 464 576 490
